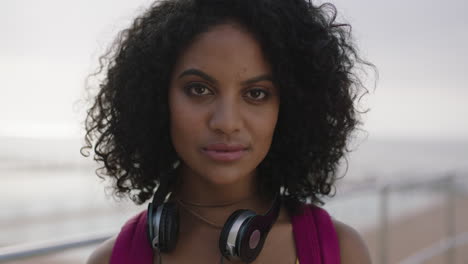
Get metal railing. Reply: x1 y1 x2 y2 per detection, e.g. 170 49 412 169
1 172 467 263
376 173 467 264
0 231 112 262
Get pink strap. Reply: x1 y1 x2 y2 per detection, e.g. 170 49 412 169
110 210 153 264
111 205 340 264
291 205 341 264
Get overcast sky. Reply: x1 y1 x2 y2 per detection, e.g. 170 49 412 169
1 0 467 140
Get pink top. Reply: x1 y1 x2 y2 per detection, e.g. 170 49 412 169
110 204 340 263
291 204 341 264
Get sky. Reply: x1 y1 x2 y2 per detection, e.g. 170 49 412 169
1 0 467 140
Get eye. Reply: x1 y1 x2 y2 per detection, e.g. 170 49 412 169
185 83 213 96
245 88 269 101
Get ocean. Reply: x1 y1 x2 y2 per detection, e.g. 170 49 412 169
1 136 467 248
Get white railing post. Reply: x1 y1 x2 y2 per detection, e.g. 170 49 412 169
379 184 390 264
445 173 456 264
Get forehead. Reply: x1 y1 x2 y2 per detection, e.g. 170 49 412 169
172 23 272 79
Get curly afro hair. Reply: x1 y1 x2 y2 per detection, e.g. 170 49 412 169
82 0 373 214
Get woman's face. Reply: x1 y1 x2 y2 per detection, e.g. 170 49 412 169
168 23 279 187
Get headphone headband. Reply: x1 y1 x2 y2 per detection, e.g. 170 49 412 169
148 191 282 263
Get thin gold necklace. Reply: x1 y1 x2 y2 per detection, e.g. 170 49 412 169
175 195 254 229
176 200 224 229
176 195 254 207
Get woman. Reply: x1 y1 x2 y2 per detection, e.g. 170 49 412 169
84 0 373 263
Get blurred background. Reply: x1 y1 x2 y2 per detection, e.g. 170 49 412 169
1 0 467 263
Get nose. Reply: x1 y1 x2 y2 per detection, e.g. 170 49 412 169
208 98 243 135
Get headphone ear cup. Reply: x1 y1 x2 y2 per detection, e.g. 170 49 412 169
236 216 268 263
158 201 179 252
219 209 255 260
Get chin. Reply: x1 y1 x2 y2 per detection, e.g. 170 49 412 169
202 167 254 186
182 161 255 187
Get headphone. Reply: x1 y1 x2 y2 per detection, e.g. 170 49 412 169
147 190 281 263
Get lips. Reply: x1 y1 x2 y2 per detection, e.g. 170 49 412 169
202 143 249 162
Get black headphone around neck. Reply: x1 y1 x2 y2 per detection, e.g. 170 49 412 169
147 190 281 263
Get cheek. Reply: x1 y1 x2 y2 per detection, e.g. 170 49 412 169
170 104 194 143
250 107 279 151
169 95 207 160
169 94 190 148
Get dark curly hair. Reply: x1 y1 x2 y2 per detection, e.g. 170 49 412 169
82 0 373 214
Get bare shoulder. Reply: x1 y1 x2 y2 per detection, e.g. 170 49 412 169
332 219 372 264
86 236 117 264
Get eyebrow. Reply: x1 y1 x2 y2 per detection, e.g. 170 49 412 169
241 74 274 86
177 68 274 86
178 69 218 84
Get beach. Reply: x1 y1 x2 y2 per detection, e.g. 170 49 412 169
362 193 468 264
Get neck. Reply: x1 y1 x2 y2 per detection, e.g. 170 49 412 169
174 164 263 204
171 164 271 229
